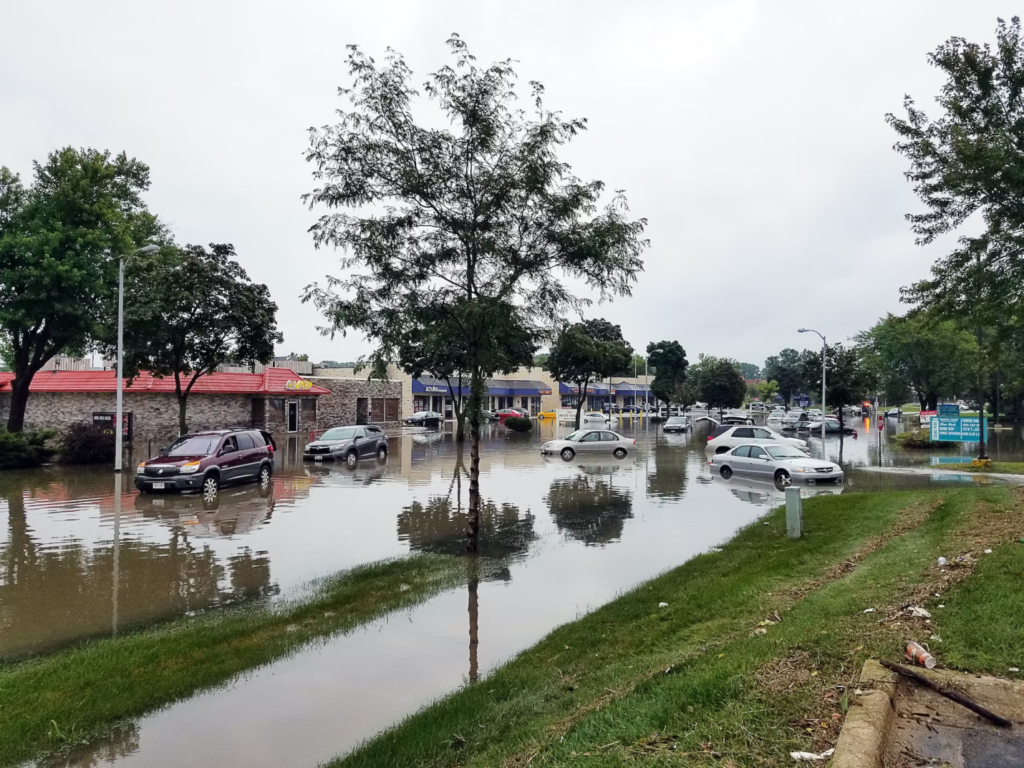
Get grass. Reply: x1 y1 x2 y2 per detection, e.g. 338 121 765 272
330 487 1024 767
0 553 467 767
935 461 1024 475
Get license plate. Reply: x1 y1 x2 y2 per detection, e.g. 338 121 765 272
151 482 166 490
315 456 323 461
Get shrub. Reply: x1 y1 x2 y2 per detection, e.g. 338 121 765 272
504 416 533 432
0 429 56 469
894 429 958 451
61 423 116 465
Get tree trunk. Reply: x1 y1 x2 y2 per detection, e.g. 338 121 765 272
466 374 484 552
918 393 928 411
927 394 939 411
467 565 479 683
5 375 33 433
177 395 189 436
994 371 1000 425
976 327 987 459
573 379 588 430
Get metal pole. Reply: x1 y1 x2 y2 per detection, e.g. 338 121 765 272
821 335 826 445
115 258 125 472
645 357 649 426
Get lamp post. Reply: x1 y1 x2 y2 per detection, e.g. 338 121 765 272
115 244 159 472
798 328 827 445
645 348 664 421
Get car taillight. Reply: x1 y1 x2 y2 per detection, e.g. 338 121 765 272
632 439 636 445
707 435 714 441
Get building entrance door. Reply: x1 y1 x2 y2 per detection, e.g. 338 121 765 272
287 401 299 432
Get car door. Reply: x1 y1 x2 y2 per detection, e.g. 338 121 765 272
746 445 772 476
217 436 242 484
727 445 752 473
729 427 756 448
576 431 603 452
752 428 776 444
234 432 258 479
600 431 621 451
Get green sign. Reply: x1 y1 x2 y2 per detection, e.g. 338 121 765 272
929 417 986 442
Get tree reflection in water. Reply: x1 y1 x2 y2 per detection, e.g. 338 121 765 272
646 434 689 500
545 467 634 546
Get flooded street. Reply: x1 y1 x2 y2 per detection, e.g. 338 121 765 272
4 414 1022 767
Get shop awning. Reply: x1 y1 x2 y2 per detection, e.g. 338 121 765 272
413 377 551 397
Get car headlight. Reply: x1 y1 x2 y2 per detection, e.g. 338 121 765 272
180 461 201 474
794 467 814 473
304 444 312 451
136 463 146 474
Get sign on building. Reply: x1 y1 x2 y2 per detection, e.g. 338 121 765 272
929 416 986 442
93 412 133 443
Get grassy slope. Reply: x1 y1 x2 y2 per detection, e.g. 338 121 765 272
935 461 1024 475
0 554 466 767
333 487 1024 767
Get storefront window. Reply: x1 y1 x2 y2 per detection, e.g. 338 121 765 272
530 397 541 416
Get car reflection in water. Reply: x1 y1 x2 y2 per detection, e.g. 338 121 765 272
303 453 389 487
712 474 845 507
544 461 634 546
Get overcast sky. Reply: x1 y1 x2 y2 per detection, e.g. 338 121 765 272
1 1 1005 369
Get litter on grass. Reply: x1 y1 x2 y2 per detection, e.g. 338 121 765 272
790 748 835 761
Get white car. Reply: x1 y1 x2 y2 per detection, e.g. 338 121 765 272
766 411 785 424
581 411 610 424
541 429 635 461
706 424 808 454
709 443 844 486
781 409 807 425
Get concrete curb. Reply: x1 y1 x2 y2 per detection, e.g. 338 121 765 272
831 660 897 768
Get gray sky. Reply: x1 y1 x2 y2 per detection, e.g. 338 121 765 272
1 1 1004 369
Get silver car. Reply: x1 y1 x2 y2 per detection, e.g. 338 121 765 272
541 429 635 461
304 425 389 467
709 443 843 486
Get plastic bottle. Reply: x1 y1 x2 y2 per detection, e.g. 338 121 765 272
906 641 937 669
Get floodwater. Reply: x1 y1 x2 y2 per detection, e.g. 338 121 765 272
3 414 1021 767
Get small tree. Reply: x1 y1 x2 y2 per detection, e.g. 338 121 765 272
105 244 282 434
757 380 779 404
646 341 688 411
303 39 647 549
547 319 632 429
691 355 746 416
763 348 806 407
0 149 156 432
671 380 699 410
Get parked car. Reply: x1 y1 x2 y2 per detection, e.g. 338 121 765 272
581 411 611 424
766 410 785 424
405 410 443 427
541 429 635 461
480 409 497 422
304 425 388 466
796 418 857 436
709 443 844 486
662 415 692 433
495 408 527 423
618 405 645 414
781 409 807 425
706 424 808 454
885 407 902 418
720 411 755 425
136 429 274 499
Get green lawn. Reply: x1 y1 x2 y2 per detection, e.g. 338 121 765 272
331 488 1024 767
935 461 1024 475
0 554 467 767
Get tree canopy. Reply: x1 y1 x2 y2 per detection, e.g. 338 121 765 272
646 341 688 408
802 343 872 422
738 362 761 380
690 355 746 413
763 348 808 407
303 38 647 549
0 148 157 431
547 319 632 428
104 243 282 434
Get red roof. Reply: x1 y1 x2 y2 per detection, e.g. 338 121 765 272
0 368 330 395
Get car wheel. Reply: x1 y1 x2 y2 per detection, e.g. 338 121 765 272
258 464 271 490
346 451 358 468
202 473 220 502
560 447 575 461
613 447 627 459
719 465 733 479
775 470 792 487
377 445 388 461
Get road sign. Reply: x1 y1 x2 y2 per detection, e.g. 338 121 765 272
929 416 987 442
937 403 960 418
919 410 936 427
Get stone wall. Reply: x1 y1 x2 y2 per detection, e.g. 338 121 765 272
309 376 403 429
0 391 252 442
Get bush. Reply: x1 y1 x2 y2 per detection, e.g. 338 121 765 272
60 423 117 465
0 429 56 469
504 416 533 432
894 429 958 451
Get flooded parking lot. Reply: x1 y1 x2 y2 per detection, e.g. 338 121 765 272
4 414 1022 766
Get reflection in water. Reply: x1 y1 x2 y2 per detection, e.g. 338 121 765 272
545 467 633 546
43 722 140 768
647 434 690 500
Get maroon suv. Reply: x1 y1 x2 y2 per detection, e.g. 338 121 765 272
136 429 275 499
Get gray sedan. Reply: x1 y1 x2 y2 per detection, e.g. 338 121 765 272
541 429 635 461
709 443 843 486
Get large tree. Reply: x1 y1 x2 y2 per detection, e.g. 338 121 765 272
802 343 872 427
762 348 807 407
888 17 1024 455
0 149 156 432
104 243 282 434
544 319 632 430
738 362 761 380
856 313 977 410
303 38 647 550
646 341 688 410
691 355 746 415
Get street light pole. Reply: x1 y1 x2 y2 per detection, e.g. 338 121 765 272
798 329 827 446
115 244 159 472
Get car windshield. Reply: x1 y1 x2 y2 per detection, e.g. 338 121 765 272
411 412 428 418
321 427 359 441
666 417 686 424
766 445 807 459
564 431 587 442
165 435 219 457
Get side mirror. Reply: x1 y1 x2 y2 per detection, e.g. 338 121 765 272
220 445 236 456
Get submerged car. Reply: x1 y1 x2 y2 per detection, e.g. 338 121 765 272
136 429 275 499
304 425 388 467
706 425 808 454
709 443 843 486
662 416 692 433
541 429 635 461
405 410 443 427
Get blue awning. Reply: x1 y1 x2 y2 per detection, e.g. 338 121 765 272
411 377 471 396
413 377 551 397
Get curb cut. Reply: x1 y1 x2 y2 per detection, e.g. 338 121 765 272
831 660 896 768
